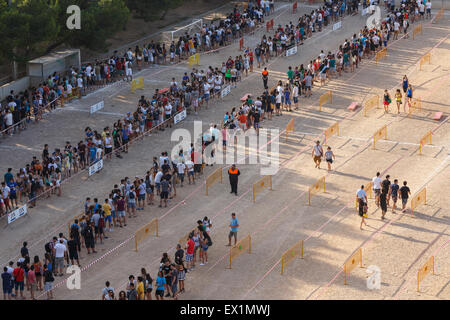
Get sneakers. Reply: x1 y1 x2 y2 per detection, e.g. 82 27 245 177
200 263 205 266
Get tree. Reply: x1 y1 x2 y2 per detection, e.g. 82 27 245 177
125 0 185 21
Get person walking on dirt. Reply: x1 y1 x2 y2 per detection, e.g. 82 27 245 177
312 141 324 169
356 185 368 230
227 213 239 246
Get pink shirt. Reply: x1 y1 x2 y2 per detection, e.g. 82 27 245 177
28 270 36 284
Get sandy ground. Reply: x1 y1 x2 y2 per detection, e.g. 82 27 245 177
0 3 449 300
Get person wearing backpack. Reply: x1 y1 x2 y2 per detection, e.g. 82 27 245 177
126 186 137 218
82 221 96 254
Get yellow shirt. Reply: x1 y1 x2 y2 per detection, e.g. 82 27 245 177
137 281 145 300
103 203 112 217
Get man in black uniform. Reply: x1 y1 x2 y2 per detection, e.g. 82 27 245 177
228 164 240 195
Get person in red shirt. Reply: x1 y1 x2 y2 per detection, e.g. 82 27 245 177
185 234 195 271
12 262 25 299
248 49 254 72
239 112 247 131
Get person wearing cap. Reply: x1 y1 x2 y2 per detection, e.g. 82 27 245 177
228 164 240 195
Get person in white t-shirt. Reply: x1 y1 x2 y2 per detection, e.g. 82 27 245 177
393 20 400 39
185 159 195 185
426 1 432 19
125 60 133 82
177 162 186 187
53 240 67 276
312 140 324 169
372 172 382 208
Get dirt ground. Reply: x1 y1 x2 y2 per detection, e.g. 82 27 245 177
0 3 449 300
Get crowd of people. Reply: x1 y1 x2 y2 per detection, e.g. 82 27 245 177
357 172 412 230
1 0 434 300
0 1 276 138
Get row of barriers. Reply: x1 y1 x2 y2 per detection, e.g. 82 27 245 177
282 232 435 290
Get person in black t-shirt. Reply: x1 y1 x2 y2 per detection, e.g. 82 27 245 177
67 235 80 267
381 175 391 206
400 181 411 212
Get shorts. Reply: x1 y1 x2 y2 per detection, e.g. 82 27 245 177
374 189 381 196
203 94 210 102
14 281 24 291
194 164 202 173
155 289 164 297
185 254 193 262
85 238 95 248
105 215 112 223
160 191 169 199
105 147 112 155
128 202 136 209
146 188 153 195
293 96 298 103
178 173 184 181
3 286 12 294
223 140 227 146
402 198 408 205
201 246 209 252
44 282 53 292
156 183 161 191
392 195 398 203
229 231 237 239
55 257 65 269
118 210 125 218
254 122 260 129
326 159 333 164
172 283 178 294
9 194 16 200
314 156 322 162
306 85 311 91
69 250 78 261
138 194 145 201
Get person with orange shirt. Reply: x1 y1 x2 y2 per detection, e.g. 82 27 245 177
228 164 240 196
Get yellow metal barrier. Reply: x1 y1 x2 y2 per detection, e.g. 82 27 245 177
375 48 387 64
417 256 434 292
308 176 325 205
372 124 387 149
363 95 380 116
319 90 332 112
131 76 144 93
344 248 363 285
412 24 423 40
419 131 432 155
228 234 251 269
285 118 295 142
134 218 158 251
408 98 422 117
419 53 431 71
435 8 444 23
253 175 273 202
411 188 426 217
324 122 339 145
205 167 223 195
281 240 304 275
